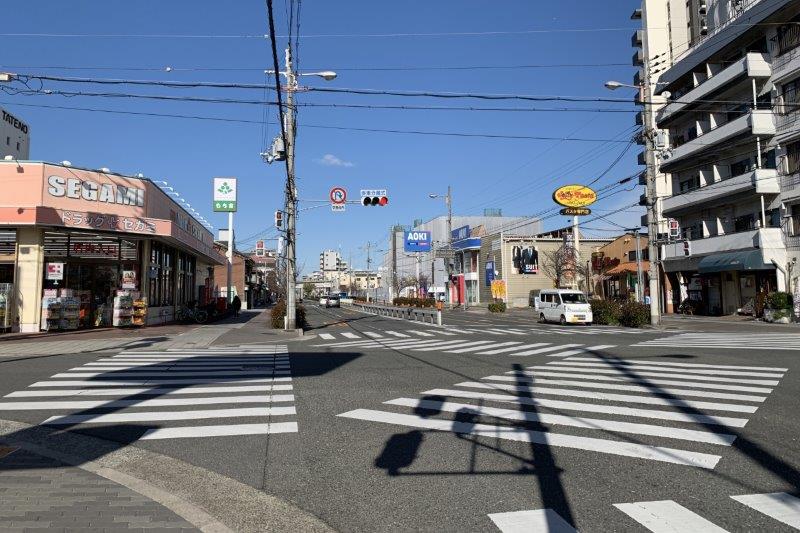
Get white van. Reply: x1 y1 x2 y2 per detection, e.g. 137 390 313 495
536 289 593 325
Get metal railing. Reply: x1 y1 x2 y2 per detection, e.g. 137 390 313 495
351 302 442 326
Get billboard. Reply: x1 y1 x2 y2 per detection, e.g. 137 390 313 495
404 230 431 252
553 184 597 208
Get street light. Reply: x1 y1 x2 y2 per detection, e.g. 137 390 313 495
429 187 454 308
604 80 638 90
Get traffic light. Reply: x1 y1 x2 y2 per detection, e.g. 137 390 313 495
362 195 389 206
275 210 283 229
683 240 691 256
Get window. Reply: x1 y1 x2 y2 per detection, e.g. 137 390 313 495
787 141 800 175
777 14 800 55
780 78 800 115
792 205 800 237
734 214 755 232
762 149 777 170
561 293 587 304
730 158 753 176
679 175 700 192
769 208 781 228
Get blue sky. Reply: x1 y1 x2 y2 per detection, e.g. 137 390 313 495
2 0 644 272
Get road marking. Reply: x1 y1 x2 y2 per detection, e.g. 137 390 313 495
436 331 457 336
0 394 295 410
410 330 435 337
141 421 299 440
614 500 729 532
510 344 583 356
478 343 549 355
412 340 495 352
528 365 780 386
29 377 292 387
53 370 292 378
79 364 290 371
445 328 472 334
565 357 789 372
6 384 294 398
420 388 748 427
547 361 784 378
487 328 526 336
446 341 522 354
364 332 383 338
489 509 576 533
385 331 410 338
511 370 773 394
342 332 361 339
318 333 335 340
43 406 297 425
545 345 616 358
106 357 289 362
482 375 766 402
731 493 800 529
312 338 444 349
337 409 721 468
452 381 757 413
384 398 735 445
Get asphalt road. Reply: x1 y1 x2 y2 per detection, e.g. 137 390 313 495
0 305 799 532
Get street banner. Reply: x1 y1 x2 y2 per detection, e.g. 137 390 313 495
213 177 238 212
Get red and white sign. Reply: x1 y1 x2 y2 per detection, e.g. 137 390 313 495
330 187 347 205
46 262 64 281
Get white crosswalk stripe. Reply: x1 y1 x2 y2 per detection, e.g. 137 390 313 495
634 332 800 351
409 330 435 337
0 345 298 440
363 332 383 338
341 332 361 339
385 331 410 338
491 492 800 532
318 333 335 340
337 355 787 470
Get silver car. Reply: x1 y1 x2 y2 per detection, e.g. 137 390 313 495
325 296 340 308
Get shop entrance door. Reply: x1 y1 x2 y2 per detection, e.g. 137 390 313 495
722 272 738 314
64 263 119 327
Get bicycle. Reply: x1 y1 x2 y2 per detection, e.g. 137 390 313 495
175 303 208 324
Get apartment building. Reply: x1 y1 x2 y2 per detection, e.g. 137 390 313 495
634 0 800 315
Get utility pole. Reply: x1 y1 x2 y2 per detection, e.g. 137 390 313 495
633 229 644 302
572 216 580 290
642 72 662 325
283 47 298 330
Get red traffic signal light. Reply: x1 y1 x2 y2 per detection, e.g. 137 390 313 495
274 210 283 228
362 196 389 206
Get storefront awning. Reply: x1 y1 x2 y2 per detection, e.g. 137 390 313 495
697 250 773 274
662 256 701 273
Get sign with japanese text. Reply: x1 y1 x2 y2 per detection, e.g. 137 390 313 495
121 270 137 289
213 177 238 212
360 189 387 197
46 262 64 281
553 184 597 208
59 210 158 234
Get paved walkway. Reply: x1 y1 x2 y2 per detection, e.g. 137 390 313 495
0 446 197 532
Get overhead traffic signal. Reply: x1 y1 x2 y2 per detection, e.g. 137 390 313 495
275 210 283 229
683 240 691 256
362 195 389 206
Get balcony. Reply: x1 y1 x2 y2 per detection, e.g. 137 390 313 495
663 228 781 260
662 169 779 216
781 171 800 202
661 110 775 171
774 46 800 84
776 109 800 140
631 29 643 47
657 53 771 125
632 49 643 67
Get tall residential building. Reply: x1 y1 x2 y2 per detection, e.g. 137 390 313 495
634 0 800 316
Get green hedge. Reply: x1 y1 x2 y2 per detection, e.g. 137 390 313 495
392 297 435 308
766 291 793 310
590 300 621 325
488 302 507 313
270 300 307 329
619 302 650 328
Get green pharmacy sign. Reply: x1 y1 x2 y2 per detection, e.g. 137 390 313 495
213 177 238 212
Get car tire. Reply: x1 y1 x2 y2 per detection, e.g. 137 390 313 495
560 315 567 326
539 313 546 324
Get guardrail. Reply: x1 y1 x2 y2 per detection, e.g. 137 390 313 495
350 302 442 326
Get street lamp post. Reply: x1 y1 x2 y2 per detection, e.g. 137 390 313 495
265 49 337 330
606 79 661 325
429 186 453 308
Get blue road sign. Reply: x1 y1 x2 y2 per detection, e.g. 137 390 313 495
404 230 431 252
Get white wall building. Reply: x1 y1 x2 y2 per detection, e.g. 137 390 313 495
0 107 30 160
634 0 800 315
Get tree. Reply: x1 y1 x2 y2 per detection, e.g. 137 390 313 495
541 245 577 288
393 275 419 296
303 282 315 298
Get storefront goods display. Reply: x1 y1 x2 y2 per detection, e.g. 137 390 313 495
59 297 80 330
41 297 62 331
113 293 134 327
132 297 148 327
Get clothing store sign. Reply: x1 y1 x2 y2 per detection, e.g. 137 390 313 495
404 230 431 252
511 245 539 274
485 260 495 286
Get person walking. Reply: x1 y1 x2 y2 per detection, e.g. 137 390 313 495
232 295 242 317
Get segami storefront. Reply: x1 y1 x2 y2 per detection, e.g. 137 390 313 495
0 161 225 333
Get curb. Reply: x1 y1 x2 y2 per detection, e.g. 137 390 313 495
0 419 336 533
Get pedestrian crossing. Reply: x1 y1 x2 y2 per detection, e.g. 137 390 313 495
315 326 654 343
0 344 298 440
635 332 800 351
338 355 787 469
312 334 616 358
489 492 800 532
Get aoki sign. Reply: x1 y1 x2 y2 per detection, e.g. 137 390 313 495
47 175 145 207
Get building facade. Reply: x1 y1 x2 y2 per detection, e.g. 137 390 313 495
0 161 224 332
592 234 650 301
634 0 800 315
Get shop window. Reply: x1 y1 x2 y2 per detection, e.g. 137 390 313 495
734 214 755 232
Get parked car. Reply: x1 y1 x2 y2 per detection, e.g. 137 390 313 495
319 296 328 306
537 289 593 325
326 295 340 308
